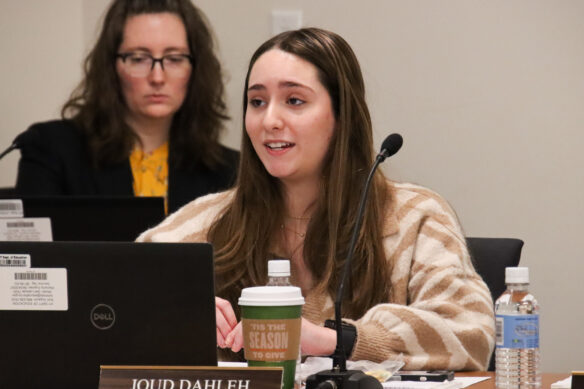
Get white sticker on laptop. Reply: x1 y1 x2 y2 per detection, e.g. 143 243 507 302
0 268 68 311
0 199 24 218
0 218 53 241
0 254 30 268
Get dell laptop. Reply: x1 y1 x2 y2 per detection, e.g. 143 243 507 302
0 241 217 389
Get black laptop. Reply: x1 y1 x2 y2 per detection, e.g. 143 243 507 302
0 241 217 389
13 196 166 241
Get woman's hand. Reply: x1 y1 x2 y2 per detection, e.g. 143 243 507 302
225 322 244 352
300 318 337 357
215 297 238 348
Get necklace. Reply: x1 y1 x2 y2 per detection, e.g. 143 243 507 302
285 215 312 221
281 223 306 238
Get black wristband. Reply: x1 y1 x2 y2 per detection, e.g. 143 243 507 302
324 319 357 359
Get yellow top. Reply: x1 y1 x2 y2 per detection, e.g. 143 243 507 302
129 142 169 213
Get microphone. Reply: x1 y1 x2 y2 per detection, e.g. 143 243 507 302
306 133 403 389
378 133 403 162
0 130 37 160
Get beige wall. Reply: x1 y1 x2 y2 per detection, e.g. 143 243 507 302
2 0 583 371
0 1 84 185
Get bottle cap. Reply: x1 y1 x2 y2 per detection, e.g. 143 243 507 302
505 266 529 284
268 259 290 277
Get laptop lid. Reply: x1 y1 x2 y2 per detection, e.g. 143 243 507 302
17 196 165 241
0 241 217 389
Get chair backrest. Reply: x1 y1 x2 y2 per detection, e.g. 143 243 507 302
465 236 524 371
466 237 524 302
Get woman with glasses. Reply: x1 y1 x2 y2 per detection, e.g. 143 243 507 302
15 0 238 214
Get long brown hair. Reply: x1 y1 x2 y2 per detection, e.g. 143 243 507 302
209 28 391 319
62 0 228 170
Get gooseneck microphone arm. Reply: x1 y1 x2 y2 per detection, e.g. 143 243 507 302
306 134 403 389
0 143 18 160
332 151 382 371
332 133 403 372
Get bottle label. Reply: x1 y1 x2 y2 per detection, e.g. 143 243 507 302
495 314 539 348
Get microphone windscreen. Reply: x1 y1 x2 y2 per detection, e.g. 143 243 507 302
0 128 40 160
380 133 403 158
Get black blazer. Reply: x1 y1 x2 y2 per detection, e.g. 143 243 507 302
15 120 239 214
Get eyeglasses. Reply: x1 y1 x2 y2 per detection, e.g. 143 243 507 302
117 52 193 78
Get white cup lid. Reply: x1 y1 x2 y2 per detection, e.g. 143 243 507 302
239 286 305 306
506 266 529 283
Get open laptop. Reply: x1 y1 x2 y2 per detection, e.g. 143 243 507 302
16 196 165 241
0 241 217 389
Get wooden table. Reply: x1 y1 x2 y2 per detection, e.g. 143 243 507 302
455 372 569 388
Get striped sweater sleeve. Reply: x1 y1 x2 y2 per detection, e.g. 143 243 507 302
136 190 234 243
347 183 495 370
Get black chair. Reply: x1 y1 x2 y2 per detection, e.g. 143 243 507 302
465 236 524 371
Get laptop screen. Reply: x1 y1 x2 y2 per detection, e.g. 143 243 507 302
0 241 217 389
16 196 166 241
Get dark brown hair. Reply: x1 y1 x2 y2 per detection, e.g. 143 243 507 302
208 28 391 320
62 0 228 169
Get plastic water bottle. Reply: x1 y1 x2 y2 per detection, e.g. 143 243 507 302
266 259 302 385
495 267 540 388
267 259 292 286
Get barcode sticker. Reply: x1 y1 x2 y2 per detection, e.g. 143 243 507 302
15 272 47 280
0 268 68 311
0 200 24 218
0 254 30 268
7 221 35 228
0 218 53 241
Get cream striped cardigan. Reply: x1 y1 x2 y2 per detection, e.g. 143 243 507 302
137 180 495 370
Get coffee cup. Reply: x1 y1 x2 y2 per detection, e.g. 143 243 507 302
239 286 304 389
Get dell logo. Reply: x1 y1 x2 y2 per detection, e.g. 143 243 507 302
93 312 114 321
90 304 116 330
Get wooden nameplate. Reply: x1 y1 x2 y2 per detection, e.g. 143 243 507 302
99 365 283 389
